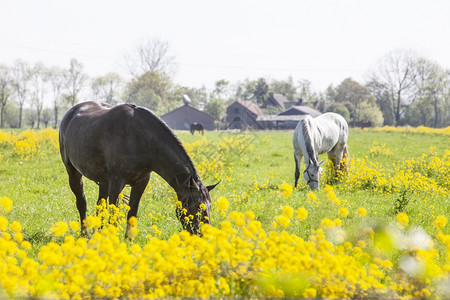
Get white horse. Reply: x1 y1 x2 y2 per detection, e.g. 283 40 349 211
293 112 349 190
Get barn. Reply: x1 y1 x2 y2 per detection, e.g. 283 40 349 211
226 100 264 130
160 103 215 131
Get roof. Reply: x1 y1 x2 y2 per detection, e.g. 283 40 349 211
256 115 307 122
267 93 289 108
278 105 321 117
233 100 263 116
160 103 215 120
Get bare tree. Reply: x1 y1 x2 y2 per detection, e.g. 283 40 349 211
47 66 66 128
11 59 32 128
414 58 449 128
90 72 123 104
0 64 12 128
30 62 47 129
64 58 88 107
123 37 175 78
367 49 419 126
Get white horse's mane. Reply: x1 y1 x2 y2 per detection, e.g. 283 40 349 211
298 117 317 165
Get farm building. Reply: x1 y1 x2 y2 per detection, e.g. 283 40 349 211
160 103 215 131
226 100 263 130
257 105 322 129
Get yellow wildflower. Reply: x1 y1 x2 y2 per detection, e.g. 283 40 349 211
9 220 22 233
281 205 294 219
306 191 317 202
338 207 349 218
433 215 447 231
357 207 367 217
217 197 229 210
0 196 13 213
51 221 69 237
278 182 293 198
397 212 409 228
296 207 308 221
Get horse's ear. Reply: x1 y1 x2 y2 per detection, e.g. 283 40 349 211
318 159 325 166
206 182 220 191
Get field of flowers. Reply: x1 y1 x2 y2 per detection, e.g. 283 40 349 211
0 127 449 298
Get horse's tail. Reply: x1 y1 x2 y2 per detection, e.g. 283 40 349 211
294 154 300 187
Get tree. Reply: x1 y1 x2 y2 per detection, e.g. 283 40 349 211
0 64 12 128
367 49 419 126
11 59 32 128
47 66 66 128
413 58 449 128
30 62 47 129
254 78 269 107
64 58 88 107
124 37 175 78
91 72 123 104
122 70 173 114
334 78 376 121
270 76 298 102
204 98 225 120
211 79 231 100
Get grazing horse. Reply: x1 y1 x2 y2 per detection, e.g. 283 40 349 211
59 101 217 238
293 112 349 190
190 123 204 135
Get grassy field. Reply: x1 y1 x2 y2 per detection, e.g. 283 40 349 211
0 127 449 298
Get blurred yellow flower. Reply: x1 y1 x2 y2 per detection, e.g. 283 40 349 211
433 216 447 231
296 207 308 221
0 216 8 231
338 207 349 218
0 197 13 213
278 182 293 198
217 197 229 210
357 207 367 217
9 221 22 233
306 192 317 202
281 205 294 219
397 212 409 228
69 221 80 232
51 221 69 237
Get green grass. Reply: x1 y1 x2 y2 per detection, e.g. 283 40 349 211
0 128 449 256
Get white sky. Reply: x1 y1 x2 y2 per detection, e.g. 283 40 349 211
1 0 449 93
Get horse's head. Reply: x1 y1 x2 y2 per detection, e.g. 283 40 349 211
304 159 324 190
176 176 218 235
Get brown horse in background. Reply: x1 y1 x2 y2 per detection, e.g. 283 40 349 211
59 101 217 238
190 123 204 135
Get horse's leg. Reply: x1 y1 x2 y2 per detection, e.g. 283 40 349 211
97 182 109 206
65 163 88 235
125 174 150 239
107 174 126 206
294 152 303 187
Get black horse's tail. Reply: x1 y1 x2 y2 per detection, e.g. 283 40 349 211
294 155 300 188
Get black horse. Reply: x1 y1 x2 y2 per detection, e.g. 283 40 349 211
190 123 204 135
59 101 217 238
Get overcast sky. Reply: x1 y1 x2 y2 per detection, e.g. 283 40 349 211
1 0 449 93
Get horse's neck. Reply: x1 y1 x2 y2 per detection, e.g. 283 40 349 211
150 132 197 194
300 119 321 164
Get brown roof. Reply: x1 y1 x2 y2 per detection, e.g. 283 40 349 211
237 100 263 116
268 93 289 108
278 105 321 117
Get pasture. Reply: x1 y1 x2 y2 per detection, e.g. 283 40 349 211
0 127 449 298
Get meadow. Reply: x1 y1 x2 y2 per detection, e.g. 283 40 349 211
0 126 449 298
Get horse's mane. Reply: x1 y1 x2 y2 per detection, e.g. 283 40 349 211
300 117 317 165
133 105 199 178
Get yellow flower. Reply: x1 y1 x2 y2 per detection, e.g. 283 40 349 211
217 197 229 210
338 207 349 218
20 240 31 250
0 197 13 213
51 221 69 237
278 182 293 198
357 207 367 217
397 212 409 228
9 220 22 233
281 205 294 219
0 216 8 231
69 221 80 231
306 191 317 202
433 215 447 231
296 207 308 221
128 216 138 226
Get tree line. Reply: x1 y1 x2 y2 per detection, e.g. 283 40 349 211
0 40 448 129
